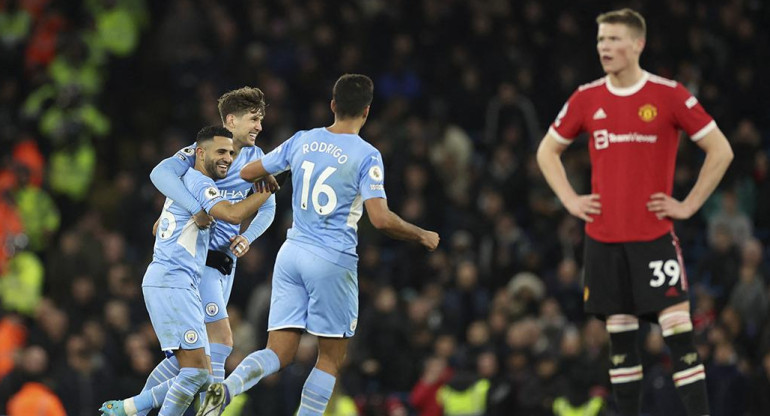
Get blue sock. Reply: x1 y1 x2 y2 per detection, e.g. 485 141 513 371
159 367 209 416
298 368 336 416
210 343 233 383
223 348 280 396
136 356 180 416
133 378 173 413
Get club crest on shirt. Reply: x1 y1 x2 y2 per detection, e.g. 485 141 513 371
184 330 198 344
350 319 358 332
205 302 219 316
638 104 657 122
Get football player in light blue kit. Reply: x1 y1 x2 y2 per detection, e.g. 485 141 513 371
100 126 272 416
197 74 440 416
104 88 276 416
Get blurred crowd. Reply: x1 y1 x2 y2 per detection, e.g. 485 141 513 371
1 0 769 415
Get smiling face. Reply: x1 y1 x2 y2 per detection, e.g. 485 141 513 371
596 23 644 76
198 135 234 179
227 109 264 148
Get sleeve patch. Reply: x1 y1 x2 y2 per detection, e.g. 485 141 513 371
368 166 383 181
685 96 698 109
182 146 195 156
205 186 220 200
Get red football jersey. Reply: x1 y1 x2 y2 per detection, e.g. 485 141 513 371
550 71 716 242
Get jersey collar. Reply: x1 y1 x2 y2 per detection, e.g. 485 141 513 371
605 71 649 96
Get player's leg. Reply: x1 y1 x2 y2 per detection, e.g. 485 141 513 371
606 314 643 416
135 354 181 415
103 286 212 416
159 347 210 416
197 242 305 416
200 262 235 384
298 248 358 416
196 330 300 416
298 337 349 416
629 232 708 416
659 301 709 416
584 236 641 415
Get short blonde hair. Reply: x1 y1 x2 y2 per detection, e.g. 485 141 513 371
596 8 646 39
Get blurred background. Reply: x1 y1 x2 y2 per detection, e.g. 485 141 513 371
1 0 769 415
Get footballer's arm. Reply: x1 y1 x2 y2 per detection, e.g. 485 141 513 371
536 133 601 222
647 127 733 220
364 197 439 251
209 189 272 225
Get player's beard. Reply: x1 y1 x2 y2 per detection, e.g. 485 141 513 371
205 156 229 179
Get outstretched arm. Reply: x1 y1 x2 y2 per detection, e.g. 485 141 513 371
536 133 601 222
364 197 439 251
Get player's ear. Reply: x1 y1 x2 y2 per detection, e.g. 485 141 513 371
633 36 645 54
330 99 336 114
362 105 370 120
225 113 236 127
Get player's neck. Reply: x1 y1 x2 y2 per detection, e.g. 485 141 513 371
231 141 244 158
194 163 211 179
326 120 363 135
607 65 645 88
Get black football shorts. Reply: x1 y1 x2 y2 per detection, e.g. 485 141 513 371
582 231 690 319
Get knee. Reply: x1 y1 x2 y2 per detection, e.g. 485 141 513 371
317 350 346 374
179 352 209 369
271 347 295 369
206 320 234 347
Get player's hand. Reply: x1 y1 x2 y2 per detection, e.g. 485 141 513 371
229 235 250 258
647 192 693 220
420 231 440 251
254 175 280 194
564 194 601 222
193 210 212 229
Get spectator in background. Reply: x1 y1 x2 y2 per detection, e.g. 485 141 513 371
708 189 752 249
0 345 65 416
11 164 59 253
696 224 741 308
410 356 453 416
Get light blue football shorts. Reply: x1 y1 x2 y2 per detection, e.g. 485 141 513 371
198 257 237 324
143 284 210 356
267 240 359 338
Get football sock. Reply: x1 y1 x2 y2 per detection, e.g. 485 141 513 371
607 314 642 416
660 311 709 416
135 356 180 416
210 343 233 383
298 368 336 416
223 348 280 397
159 367 209 416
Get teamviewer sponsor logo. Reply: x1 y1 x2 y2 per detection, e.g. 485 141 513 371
593 129 658 150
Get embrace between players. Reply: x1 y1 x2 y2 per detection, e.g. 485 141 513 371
103 7 732 416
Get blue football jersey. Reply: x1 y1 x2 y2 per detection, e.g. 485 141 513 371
261 127 387 270
143 168 224 288
173 143 276 252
